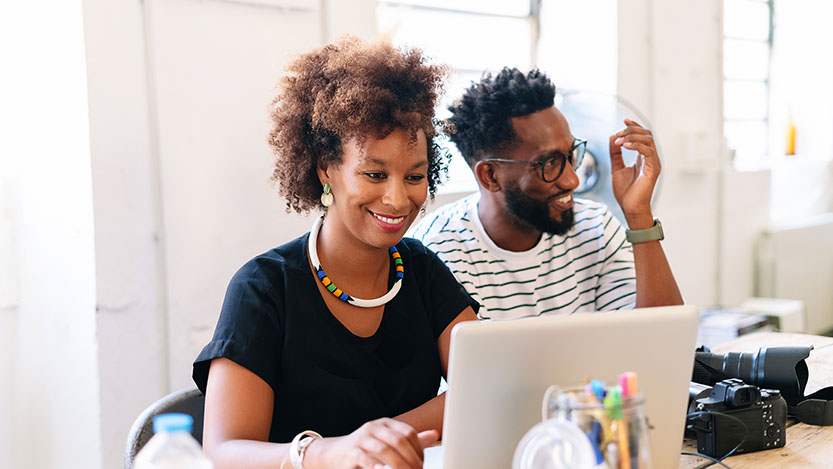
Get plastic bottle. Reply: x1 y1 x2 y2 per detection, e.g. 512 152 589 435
134 413 213 469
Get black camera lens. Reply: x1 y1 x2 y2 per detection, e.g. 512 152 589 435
692 346 812 404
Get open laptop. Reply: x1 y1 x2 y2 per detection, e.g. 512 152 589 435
435 305 699 469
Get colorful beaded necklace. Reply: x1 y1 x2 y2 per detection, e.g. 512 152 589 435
308 215 404 308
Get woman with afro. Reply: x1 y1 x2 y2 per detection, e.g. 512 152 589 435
193 36 479 469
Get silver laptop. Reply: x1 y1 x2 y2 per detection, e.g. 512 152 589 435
438 305 699 469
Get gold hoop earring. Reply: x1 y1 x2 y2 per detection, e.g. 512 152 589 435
320 183 334 207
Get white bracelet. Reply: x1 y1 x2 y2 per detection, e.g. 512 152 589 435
289 430 322 469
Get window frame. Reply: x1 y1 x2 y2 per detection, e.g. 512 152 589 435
723 0 775 166
376 0 542 193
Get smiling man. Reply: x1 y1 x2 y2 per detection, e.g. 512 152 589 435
409 68 683 320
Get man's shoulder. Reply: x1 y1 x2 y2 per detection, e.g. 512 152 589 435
573 198 611 220
409 193 477 243
570 198 618 233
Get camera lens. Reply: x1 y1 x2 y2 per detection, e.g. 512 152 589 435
692 347 812 404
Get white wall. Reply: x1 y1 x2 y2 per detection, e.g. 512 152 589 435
1 1 102 468
142 0 377 393
768 0 833 221
618 0 724 307
83 1 167 466
616 0 772 307
145 0 325 394
80 0 378 467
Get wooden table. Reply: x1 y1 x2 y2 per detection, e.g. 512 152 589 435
679 332 833 468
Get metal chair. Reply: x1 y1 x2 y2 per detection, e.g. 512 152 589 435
124 386 205 469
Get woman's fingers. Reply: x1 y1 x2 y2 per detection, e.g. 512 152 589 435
373 424 423 468
357 435 410 469
417 430 440 449
386 419 425 457
355 450 385 469
352 418 426 469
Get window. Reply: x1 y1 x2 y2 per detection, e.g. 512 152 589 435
377 0 540 193
723 0 774 164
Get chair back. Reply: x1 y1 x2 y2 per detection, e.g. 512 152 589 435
124 386 205 469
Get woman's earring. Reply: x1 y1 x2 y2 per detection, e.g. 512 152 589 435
320 183 334 207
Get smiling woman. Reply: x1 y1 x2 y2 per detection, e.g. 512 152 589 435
191 36 479 469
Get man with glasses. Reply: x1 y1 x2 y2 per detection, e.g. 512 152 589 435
409 68 682 319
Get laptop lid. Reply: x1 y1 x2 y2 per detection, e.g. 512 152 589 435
441 305 699 469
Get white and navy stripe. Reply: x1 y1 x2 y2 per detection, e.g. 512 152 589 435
408 193 636 320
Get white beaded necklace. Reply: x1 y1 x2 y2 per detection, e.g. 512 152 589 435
308 215 403 308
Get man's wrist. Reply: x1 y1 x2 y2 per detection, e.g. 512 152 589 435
624 211 655 230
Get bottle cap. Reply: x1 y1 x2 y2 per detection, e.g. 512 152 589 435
153 413 193 434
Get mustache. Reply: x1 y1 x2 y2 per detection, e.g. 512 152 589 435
546 190 572 202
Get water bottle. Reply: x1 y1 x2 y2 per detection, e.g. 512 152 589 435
134 413 213 469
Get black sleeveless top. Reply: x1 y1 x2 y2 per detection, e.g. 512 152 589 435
193 234 478 442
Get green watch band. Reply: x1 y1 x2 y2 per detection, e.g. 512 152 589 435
625 218 664 244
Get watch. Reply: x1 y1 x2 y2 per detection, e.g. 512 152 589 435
625 218 664 244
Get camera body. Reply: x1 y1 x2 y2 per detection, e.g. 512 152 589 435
688 378 787 458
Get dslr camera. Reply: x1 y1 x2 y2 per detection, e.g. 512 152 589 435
687 378 787 458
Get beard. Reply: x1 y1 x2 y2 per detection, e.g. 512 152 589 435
504 181 575 236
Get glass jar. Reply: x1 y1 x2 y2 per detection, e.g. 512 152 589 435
544 385 652 469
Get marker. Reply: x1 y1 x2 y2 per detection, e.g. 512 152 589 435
585 420 604 464
619 372 640 468
606 386 631 469
590 379 607 402
619 372 638 398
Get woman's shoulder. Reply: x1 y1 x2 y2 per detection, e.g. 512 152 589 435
231 233 310 288
397 237 449 277
398 236 434 260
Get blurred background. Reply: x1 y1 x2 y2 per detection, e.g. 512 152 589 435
1 0 832 467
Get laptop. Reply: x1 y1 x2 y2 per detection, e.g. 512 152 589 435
436 305 699 469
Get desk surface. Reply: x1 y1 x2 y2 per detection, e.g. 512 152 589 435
679 332 833 468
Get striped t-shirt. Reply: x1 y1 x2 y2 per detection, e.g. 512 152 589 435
408 193 636 320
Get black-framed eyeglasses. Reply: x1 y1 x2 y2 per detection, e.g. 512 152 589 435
483 138 587 183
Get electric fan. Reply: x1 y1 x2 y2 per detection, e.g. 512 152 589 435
555 89 662 225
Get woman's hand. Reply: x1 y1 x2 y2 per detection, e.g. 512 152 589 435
308 418 439 469
609 118 661 229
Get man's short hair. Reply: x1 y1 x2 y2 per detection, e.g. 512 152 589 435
448 67 556 166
